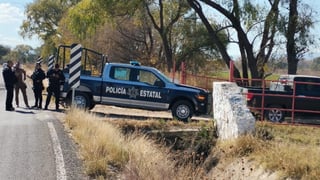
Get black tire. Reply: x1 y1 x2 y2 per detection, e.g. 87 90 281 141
171 100 194 122
73 92 90 109
265 105 285 123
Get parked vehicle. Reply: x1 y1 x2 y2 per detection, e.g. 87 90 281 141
57 45 211 121
246 75 320 122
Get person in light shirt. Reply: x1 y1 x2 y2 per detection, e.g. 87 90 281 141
13 62 30 108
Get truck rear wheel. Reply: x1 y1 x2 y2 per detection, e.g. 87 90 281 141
172 100 194 122
74 92 90 109
265 105 284 123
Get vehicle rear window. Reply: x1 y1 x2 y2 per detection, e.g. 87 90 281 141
112 67 130 81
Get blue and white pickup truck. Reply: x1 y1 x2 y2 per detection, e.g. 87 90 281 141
58 47 210 121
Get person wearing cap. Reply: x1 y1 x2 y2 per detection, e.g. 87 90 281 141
44 63 65 111
13 62 30 108
2 60 18 111
29 62 46 109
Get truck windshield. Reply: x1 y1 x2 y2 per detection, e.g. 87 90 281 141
154 69 173 83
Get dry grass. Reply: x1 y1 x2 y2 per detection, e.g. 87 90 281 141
257 142 320 179
253 123 320 179
64 108 320 179
205 122 320 179
64 108 206 179
65 109 128 178
216 134 264 158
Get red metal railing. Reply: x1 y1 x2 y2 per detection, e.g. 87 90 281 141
234 77 320 124
175 61 320 124
174 62 230 91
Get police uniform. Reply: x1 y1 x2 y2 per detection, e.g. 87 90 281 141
2 61 17 111
30 63 46 108
44 64 65 110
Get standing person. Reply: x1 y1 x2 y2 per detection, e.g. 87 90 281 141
13 62 30 108
29 62 46 109
2 60 17 111
44 63 65 111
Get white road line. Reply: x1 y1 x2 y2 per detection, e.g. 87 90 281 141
48 122 67 180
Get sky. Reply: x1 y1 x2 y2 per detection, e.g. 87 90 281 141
0 0 40 49
0 0 320 59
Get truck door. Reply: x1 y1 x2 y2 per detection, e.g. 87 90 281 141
132 69 170 110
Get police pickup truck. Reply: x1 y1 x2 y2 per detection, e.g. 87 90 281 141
60 57 210 121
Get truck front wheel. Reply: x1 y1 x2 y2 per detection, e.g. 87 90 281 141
172 100 194 122
265 105 284 123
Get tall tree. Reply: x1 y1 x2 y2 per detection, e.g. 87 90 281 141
189 0 282 81
81 0 199 71
279 0 314 74
143 0 190 71
20 0 79 55
62 0 106 42
91 2 225 71
93 0 192 71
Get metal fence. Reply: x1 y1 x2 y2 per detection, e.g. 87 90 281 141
175 61 320 125
239 78 320 124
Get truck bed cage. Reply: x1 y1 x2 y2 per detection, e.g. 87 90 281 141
56 44 107 76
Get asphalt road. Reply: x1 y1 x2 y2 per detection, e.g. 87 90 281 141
0 66 86 179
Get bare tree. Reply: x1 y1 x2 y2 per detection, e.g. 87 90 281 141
187 0 281 83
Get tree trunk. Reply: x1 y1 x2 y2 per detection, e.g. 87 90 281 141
161 35 173 71
144 0 179 72
239 41 249 86
287 57 298 74
286 0 298 75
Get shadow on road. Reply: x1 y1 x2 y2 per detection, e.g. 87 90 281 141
15 110 35 114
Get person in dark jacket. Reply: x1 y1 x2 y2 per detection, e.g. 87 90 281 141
29 62 46 109
44 63 65 111
2 60 18 111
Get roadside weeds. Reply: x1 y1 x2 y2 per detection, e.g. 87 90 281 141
62 108 320 179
